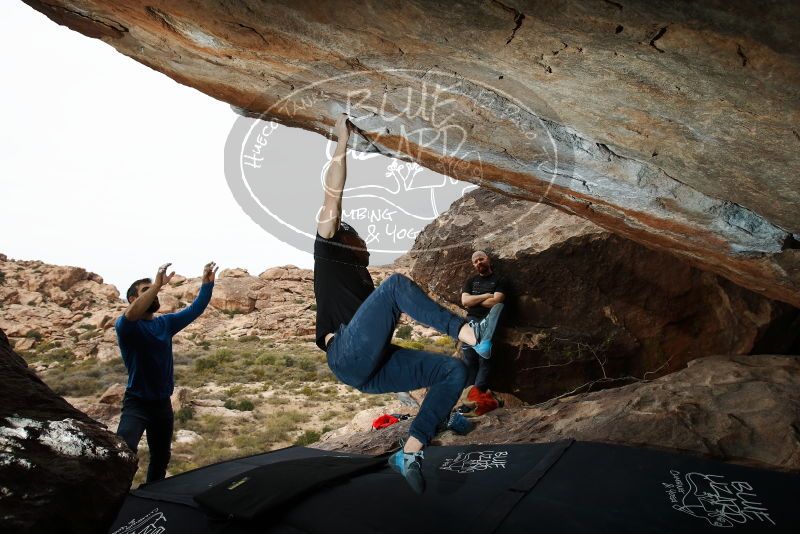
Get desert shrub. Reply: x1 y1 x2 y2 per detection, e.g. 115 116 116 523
395 325 413 339
175 406 194 425
238 335 259 343
194 357 217 372
297 358 316 372
224 398 255 411
78 330 100 341
0 272 5 284
309 303 317 311
36 340 62 353
42 357 126 397
256 353 276 366
294 430 321 446
320 410 340 421
194 348 234 372
78 324 96 331
284 355 295 367
25 330 43 341
434 336 454 347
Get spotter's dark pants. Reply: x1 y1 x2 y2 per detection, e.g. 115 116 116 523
116 391 174 484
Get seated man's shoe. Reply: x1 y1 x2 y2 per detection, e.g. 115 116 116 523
388 449 425 494
468 303 504 358
447 412 473 434
473 339 492 359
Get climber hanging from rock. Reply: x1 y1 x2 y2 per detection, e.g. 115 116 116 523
312 114 503 493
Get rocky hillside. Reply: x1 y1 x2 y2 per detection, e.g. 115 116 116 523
0 253 412 364
23 0 800 306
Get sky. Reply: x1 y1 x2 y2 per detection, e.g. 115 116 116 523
0 3 319 295
0 3 477 297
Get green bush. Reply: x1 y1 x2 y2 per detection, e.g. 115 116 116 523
297 358 316 372
395 325 413 340
238 335 259 343
36 340 62 353
294 430 321 446
224 398 255 411
256 353 276 366
195 357 217 372
309 303 317 311
434 336 454 347
25 330 43 341
175 406 194 424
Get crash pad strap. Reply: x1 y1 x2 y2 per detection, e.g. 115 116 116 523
469 439 574 534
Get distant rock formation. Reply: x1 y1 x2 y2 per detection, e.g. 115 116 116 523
410 189 798 402
22 0 800 306
0 328 137 532
0 254 408 363
318 354 800 473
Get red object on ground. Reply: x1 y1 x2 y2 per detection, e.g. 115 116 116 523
467 387 500 416
372 414 400 430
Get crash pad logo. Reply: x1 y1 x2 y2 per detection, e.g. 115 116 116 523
663 470 775 528
225 68 565 265
439 450 508 473
111 507 167 534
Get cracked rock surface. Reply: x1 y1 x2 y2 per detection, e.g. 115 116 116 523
318 355 800 473
410 188 799 403
23 0 800 305
0 328 137 533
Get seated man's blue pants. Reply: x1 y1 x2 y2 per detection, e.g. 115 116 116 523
326 274 467 445
462 345 491 391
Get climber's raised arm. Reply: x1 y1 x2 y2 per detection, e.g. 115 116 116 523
317 114 352 239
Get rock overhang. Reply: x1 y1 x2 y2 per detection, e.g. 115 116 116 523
22 0 800 305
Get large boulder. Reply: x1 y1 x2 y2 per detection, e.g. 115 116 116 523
318 354 800 473
0 328 137 533
22 0 800 306
411 189 797 402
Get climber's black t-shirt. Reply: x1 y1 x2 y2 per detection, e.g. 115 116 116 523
314 229 374 351
462 272 508 319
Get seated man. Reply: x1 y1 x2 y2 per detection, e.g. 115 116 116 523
461 251 507 393
313 115 502 493
115 261 217 483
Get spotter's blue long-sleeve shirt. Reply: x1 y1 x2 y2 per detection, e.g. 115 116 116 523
115 282 214 400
